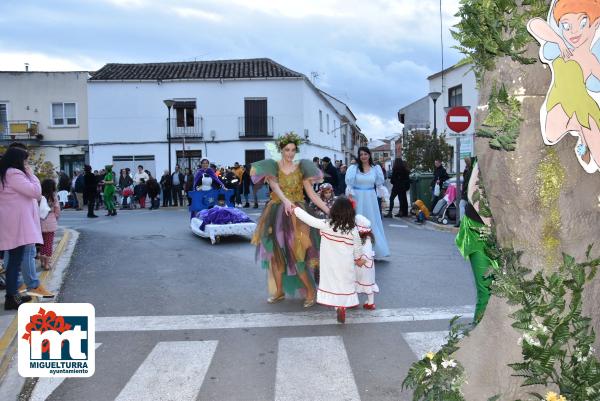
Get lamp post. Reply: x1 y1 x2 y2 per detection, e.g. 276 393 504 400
428 91 441 138
163 99 175 175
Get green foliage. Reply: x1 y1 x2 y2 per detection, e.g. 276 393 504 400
491 244 600 400
402 317 469 400
476 84 523 152
403 131 453 172
451 0 549 82
0 145 56 181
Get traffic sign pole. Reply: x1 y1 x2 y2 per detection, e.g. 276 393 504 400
445 106 472 226
455 136 461 226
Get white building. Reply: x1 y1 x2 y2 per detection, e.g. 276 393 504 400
427 63 477 172
88 58 350 176
319 90 367 164
0 71 89 176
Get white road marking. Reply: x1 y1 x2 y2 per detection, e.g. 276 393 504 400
448 116 469 123
275 336 360 401
115 341 218 401
30 343 102 401
389 224 408 228
95 306 474 332
402 331 449 359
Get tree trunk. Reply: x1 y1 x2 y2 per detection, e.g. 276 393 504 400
454 39 600 399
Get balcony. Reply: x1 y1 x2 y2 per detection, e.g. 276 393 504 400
238 116 274 139
0 120 43 141
167 117 203 139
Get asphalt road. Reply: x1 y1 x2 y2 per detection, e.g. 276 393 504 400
27 206 475 401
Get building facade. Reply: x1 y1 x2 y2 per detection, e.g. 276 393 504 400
0 71 89 176
397 63 477 173
427 63 477 172
319 90 367 164
88 58 349 176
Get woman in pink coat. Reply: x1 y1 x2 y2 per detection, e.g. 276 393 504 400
0 146 40 309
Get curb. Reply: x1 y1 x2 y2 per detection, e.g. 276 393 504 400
393 216 459 234
0 229 74 382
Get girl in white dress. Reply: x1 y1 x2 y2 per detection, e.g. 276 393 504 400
293 197 365 323
355 214 379 310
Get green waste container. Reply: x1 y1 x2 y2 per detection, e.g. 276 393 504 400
409 172 434 207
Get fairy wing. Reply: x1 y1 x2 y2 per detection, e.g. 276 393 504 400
264 142 301 161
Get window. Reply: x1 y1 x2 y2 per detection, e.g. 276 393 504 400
244 98 268 136
319 110 323 132
0 103 7 135
52 102 77 126
333 120 337 136
448 85 463 107
326 114 330 134
174 101 196 127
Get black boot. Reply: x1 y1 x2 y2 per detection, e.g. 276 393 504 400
5 293 32 310
244 202 250 208
112 209 117 216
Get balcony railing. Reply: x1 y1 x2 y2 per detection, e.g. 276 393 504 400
238 116 274 138
167 117 203 138
0 120 42 140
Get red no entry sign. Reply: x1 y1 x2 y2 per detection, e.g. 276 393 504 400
446 106 471 133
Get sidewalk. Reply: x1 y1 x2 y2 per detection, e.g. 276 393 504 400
0 227 77 382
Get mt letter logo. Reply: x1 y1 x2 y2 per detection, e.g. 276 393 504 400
18 303 95 377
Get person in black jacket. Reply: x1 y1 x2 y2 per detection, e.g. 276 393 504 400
160 170 172 207
321 157 339 190
58 171 71 192
430 159 449 209
385 158 411 217
171 165 185 207
83 165 98 218
118 169 133 209
147 175 161 210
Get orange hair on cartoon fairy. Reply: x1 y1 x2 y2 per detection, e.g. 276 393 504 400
553 0 600 24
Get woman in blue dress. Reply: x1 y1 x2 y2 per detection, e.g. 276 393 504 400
345 147 390 258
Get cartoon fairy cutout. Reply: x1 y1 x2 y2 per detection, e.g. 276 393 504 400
528 0 600 173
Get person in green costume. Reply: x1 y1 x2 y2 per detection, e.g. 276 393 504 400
103 165 117 216
528 0 600 173
455 160 498 324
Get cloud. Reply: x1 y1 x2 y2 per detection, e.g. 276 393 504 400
172 7 223 22
357 113 403 139
0 0 466 142
0 50 101 71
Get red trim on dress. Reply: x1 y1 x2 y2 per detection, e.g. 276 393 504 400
317 301 360 308
318 288 356 296
320 233 353 246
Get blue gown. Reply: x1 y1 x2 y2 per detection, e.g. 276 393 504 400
345 164 390 258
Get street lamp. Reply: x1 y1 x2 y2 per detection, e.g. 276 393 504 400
428 91 441 138
163 99 175 175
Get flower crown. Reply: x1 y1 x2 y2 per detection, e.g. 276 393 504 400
275 132 305 152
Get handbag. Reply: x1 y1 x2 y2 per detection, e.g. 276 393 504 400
39 196 51 220
433 183 441 197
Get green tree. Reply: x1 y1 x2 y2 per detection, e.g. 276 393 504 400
403 132 452 172
0 145 56 181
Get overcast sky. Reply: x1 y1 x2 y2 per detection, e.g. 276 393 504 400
0 0 463 139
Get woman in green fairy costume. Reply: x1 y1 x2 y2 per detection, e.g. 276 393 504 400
455 159 498 324
103 165 117 216
528 0 600 173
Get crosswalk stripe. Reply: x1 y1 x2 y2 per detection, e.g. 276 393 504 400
275 336 360 401
29 343 102 401
95 306 474 332
114 341 218 401
402 331 449 359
